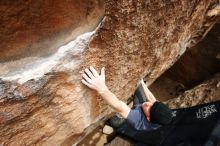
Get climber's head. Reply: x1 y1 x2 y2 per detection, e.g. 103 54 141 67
142 101 173 125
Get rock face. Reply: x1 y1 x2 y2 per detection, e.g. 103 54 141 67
0 0 104 62
0 0 220 146
149 21 220 101
164 22 220 89
0 0 104 77
166 73 220 109
105 137 134 146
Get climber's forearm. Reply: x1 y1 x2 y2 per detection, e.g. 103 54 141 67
145 88 157 102
99 86 130 118
141 80 157 102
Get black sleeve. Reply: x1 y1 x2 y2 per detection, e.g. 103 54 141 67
132 127 170 146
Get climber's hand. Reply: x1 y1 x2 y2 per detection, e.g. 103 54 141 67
81 66 108 93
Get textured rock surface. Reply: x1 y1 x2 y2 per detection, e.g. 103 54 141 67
0 0 220 146
149 76 185 101
0 0 104 77
149 21 220 101
166 73 220 109
105 137 133 146
164 22 220 89
0 0 104 62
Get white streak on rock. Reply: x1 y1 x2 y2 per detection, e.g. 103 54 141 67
0 31 95 84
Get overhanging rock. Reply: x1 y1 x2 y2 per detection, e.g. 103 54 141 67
0 0 219 146
166 73 220 109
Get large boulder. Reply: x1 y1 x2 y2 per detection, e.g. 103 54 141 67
166 73 220 109
0 0 219 145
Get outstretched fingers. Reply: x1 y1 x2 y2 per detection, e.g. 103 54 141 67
85 68 94 79
101 67 105 76
89 66 99 77
82 73 93 84
82 66 105 90
81 79 93 88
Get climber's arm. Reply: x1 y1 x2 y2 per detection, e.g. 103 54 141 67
81 66 131 118
96 86 131 118
141 79 157 102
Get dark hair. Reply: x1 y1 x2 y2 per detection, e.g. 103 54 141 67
150 101 173 125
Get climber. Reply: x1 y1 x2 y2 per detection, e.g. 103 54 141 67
81 66 173 131
81 66 220 146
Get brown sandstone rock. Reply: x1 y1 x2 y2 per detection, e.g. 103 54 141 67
163 22 220 89
166 73 220 109
0 0 104 63
0 0 219 146
149 21 220 101
105 137 134 146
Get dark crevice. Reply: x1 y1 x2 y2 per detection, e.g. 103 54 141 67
150 21 220 101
